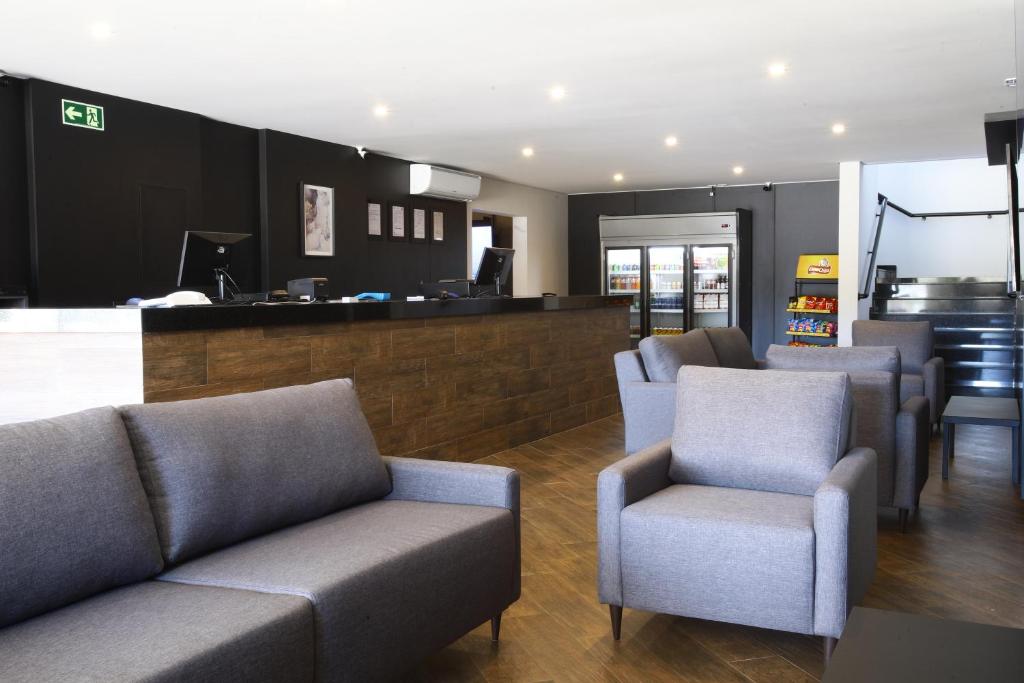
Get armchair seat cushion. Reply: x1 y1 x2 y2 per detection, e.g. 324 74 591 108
0 581 314 683
900 373 925 405
159 499 517 683
619 484 815 635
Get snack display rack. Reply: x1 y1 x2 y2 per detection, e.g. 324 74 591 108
786 277 838 345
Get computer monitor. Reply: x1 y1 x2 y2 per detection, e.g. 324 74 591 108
474 247 514 297
177 231 251 300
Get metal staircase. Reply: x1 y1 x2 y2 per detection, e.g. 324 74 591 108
871 277 1017 398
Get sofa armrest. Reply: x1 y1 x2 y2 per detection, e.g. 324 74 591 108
922 356 944 423
622 381 677 454
813 447 877 639
597 440 673 606
894 395 930 509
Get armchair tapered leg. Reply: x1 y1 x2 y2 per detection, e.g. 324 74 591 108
490 613 502 642
609 605 622 641
824 636 837 665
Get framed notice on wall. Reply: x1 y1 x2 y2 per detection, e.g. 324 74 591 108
301 182 334 257
367 201 383 239
431 210 445 242
411 208 427 242
390 203 407 240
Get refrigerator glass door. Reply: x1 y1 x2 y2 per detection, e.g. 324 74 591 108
647 245 687 337
605 247 644 347
690 245 732 329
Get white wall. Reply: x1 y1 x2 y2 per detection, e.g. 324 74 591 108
837 162 864 346
467 176 568 296
871 158 1009 278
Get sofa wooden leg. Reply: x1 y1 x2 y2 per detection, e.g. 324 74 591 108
824 636 837 666
609 605 622 641
899 508 909 533
491 613 502 642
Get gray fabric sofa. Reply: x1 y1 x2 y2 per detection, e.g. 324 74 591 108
763 344 929 531
597 366 877 657
0 379 520 683
852 319 945 426
614 327 759 453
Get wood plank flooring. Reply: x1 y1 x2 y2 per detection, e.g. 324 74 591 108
410 416 1024 682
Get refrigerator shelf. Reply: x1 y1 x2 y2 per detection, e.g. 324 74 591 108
610 289 640 294
651 308 686 313
693 268 728 274
694 309 729 313
694 289 728 294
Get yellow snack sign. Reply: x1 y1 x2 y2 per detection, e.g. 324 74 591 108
796 254 839 279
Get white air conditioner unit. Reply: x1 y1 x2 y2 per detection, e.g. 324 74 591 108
409 164 481 202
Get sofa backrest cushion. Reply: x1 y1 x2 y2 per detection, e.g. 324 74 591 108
670 366 853 496
0 407 163 628
639 329 719 382
120 379 391 565
704 327 757 369
852 320 933 374
764 344 901 375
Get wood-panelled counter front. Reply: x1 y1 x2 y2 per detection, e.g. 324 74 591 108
141 296 631 460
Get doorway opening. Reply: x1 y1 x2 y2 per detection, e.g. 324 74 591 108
471 211 514 295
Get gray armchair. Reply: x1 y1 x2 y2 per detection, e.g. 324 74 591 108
614 327 760 454
852 320 945 427
764 344 929 531
598 366 877 659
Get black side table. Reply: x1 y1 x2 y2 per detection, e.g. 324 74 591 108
941 396 1020 498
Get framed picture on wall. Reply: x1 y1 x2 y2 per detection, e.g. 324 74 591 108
431 210 445 243
389 203 407 240
411 208 427 242
367 200 383 240
301 182 334 257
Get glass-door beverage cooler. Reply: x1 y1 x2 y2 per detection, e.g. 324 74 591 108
599 212 751 345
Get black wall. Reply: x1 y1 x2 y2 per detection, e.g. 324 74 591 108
567 181 840 355
3 78 466 306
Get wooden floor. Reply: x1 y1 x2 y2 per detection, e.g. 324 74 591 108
410 416 1024 682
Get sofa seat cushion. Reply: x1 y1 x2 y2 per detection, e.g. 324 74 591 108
620 484 815 635
0 581 313 683
900 373 925 405
0 407 163 629
159 500 517 683
121 379 392 565
639 329 719 383
704 327 757 369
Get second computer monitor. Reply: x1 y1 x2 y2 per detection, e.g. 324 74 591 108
474 247 514 296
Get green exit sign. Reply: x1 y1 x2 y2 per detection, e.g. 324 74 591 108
61 99 105 131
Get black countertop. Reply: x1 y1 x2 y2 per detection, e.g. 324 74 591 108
140 295 632 333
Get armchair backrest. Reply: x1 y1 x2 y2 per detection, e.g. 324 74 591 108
638 329 719 382
670 366 854 496
704 327 757 369
763 344 901 375
852 320 934 374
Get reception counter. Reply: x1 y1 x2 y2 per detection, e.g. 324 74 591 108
140 295 631 460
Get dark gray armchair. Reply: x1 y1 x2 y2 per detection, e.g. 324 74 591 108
598 366 877 659
852 320 944 427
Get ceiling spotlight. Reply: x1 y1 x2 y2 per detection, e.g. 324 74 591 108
372 104 389 118
548 85 567 101
831 122 847 135
732 166 745 175
89 21 113 41
664 135 678 148
613 173 624 183
521 146 535 158
767 62 787 78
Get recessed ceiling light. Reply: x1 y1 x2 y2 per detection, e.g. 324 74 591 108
831 122 847 135
664 135 678 148
548 85 567 101
89 21 113 41
767 62 787 78
521 147 534 158
613 173 624 183
732 166 744 175
372 104 390 118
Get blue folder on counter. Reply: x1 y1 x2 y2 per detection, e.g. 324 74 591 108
354 292 391 301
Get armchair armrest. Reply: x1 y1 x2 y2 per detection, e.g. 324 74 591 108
597 440 673 606
922 356 945 423
383 456 521 599
894 395 930 509
813 447 877 639
622 381 677 454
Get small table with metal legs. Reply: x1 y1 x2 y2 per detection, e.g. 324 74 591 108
941 396 1020 497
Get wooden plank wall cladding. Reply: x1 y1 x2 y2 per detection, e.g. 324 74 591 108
142 307 630 461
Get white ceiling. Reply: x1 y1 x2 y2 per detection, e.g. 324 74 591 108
0 0 1018 193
